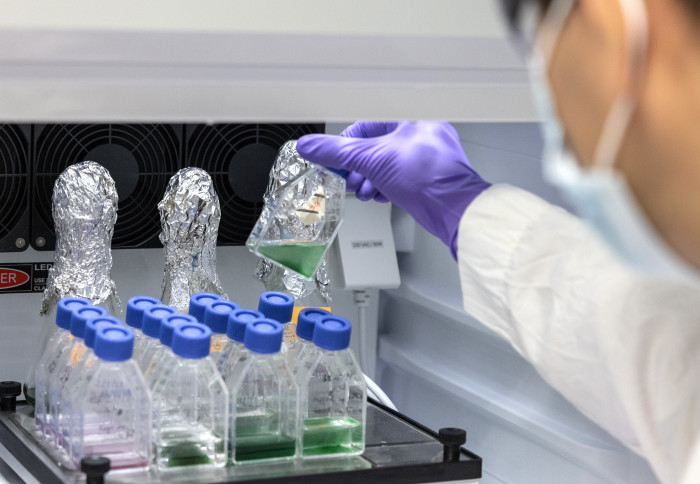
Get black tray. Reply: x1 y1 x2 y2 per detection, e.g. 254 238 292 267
0 399 481 483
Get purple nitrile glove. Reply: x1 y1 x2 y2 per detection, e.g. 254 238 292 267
338 122 397 203
296 121 491 258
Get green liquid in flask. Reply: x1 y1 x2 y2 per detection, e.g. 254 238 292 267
302 417 362 456
23 384 35 408
161 441 213 467
234 434 297 462
159 428 224 468
257 243 327 279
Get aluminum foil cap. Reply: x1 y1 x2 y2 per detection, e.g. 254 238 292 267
254 141 331 303
159 167 227 312
41 161 120 315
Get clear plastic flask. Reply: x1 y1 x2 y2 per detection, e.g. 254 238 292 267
217 308 264 379
49 304 108 449
152 322 229 470
226 318 299 465
69 325 151 470
257 292 295 352
286 307 330 373
247 147 345 280
202 299 240 364
296 315 366 458
143 313 198 391
35 297 91 441
125 296 161 362
135 304 177 372
63 316 123 463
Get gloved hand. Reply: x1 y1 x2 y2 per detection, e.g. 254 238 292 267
296 121 491 258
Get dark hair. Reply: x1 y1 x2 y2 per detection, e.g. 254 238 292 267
500 0 552 36
503 0 700 32
682 0 700 16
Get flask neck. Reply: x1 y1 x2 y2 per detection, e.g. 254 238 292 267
42 232 117 314
160 241 224 312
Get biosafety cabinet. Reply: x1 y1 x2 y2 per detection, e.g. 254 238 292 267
0 1 657 483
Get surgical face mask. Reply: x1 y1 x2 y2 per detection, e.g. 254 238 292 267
530 0 700 285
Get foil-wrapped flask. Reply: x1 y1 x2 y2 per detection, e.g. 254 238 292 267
247 140 345 281
27 161 121 409
158 168 227 312
251 141 339 348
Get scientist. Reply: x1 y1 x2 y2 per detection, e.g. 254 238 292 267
296 0 700 483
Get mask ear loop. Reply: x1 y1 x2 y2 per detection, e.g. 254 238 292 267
591 0 649 171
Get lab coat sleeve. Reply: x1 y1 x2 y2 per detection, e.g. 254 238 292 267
457 184 700 484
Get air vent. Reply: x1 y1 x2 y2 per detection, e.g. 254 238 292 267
185 123 325 245
32 124 181 250
0 124 30 252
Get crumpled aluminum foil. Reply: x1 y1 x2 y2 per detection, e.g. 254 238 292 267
41 161 121 315
254 140 331 303
159 167 227 312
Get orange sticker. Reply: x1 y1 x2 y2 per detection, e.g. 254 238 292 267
291 306 331 324
210 340 226 353
71 345 87 367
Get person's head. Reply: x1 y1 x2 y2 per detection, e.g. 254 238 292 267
504 0 700 271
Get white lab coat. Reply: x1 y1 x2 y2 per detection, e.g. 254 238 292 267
456 184 700 484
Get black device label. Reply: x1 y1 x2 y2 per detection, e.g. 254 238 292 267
351 240 384 249
0 263 52 294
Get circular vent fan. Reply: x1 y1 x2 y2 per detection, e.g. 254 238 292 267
0 124 29 251
33 124 180 249
185 123 325 245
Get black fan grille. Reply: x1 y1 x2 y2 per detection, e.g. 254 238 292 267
33 124 181 250
0 124 30 251
185 123 324 245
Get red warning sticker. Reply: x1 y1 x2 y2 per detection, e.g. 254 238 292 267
0 263 52 293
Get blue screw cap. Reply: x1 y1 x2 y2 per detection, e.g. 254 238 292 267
313 315 352 351
296 308 331 341
203 300 240 334
172 323 212 359
94 326 135 362
188 292 223 323
85 316 123 349
70 306 109 339
56 297 91 330
244 318 283 354
257 291 294 324
227 308 264 342
160 314 198 347
126 296 161 329
142 304 177 338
